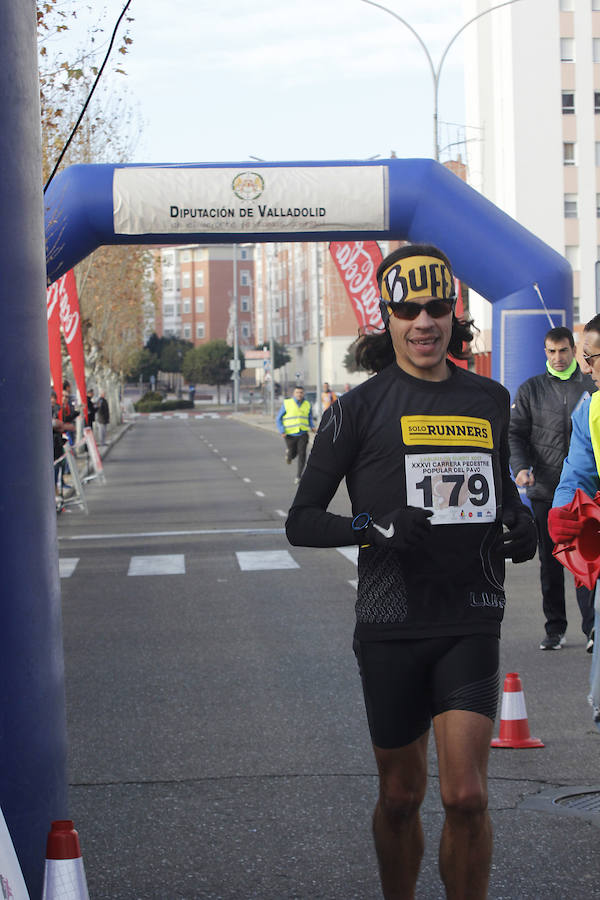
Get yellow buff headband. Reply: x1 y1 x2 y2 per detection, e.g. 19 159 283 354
379 254 455 305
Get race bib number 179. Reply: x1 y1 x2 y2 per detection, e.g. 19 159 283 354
405 452 496 525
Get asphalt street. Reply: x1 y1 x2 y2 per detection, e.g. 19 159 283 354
56 412 600 899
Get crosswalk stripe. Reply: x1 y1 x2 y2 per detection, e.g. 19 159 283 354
59 558 79 578
128 554 186 576
235 550 299 571
337 547 359 565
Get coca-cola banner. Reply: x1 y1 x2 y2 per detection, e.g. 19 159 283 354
329 240 384 332
46 278 63 405
47 269 88 422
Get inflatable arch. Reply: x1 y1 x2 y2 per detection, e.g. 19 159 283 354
44 158 572 398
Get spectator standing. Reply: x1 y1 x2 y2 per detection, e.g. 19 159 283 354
286 244 536 899
96 390 110 445
550 313 600 725
86 388 96 431
321 381 337 412
276 385 316 484
61 379 79 446
509 326 595 651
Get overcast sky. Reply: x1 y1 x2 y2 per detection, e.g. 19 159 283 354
62 0 473 166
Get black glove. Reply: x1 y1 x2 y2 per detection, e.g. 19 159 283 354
366 506 433 553
502 508 537 563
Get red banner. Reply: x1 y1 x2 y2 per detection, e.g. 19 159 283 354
46 279 63 405
329 240 384 331
47 270 88 422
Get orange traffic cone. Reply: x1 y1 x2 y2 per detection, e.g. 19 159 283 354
491 672 544 749
42 820 89 900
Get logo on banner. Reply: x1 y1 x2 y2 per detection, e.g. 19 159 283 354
232 172 264 201
329 240 384 331
48 273 80 344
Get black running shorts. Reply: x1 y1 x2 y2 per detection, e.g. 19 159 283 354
352 634 500 749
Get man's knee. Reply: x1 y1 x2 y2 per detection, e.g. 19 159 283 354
378 780 426 828
440 782 488 819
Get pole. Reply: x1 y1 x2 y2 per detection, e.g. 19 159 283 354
233 243 239 410
0 3 68 896
269 252 275 419
311 244 323 418
360 0 524 160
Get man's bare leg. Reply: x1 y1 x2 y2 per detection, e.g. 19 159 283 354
371 732 429 900
434 710 494 900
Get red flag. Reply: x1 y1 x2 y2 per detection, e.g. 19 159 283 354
54 270 88 423
329 241 384 331
46 279 63 406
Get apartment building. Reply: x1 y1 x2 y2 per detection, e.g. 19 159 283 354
253 241 384 389
156 244 254 348
464 0 600 327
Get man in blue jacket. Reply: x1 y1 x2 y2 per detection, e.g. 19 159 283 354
509 326 595 651
550 314 600 726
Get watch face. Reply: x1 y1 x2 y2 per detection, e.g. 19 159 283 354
352 512 371 531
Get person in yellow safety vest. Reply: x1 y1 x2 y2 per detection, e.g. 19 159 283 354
276 385 316 484
550 313 600 728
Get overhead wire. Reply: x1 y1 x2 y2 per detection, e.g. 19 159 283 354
43 0 134 194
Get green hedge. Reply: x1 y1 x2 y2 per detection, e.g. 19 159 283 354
134 398 194 413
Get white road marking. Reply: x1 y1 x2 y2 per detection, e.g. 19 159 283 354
275 509 287 518
337 546 359 565
59 527 285 542
128 554 186 576
235 550 299 571
243 477 251 483
59 558 79 578
255 491 265 497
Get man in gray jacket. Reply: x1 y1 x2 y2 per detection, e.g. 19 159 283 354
509 326 595 651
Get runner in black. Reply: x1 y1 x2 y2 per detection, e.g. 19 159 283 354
286 244 537 900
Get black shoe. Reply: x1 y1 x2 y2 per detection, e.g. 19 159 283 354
587 628 595 654
539 633 565 650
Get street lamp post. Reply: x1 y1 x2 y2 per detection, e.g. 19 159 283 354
360 0 524 160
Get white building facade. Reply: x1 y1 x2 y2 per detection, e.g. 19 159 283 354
464 0 600 327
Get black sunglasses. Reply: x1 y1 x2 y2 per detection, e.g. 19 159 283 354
386 297 456 321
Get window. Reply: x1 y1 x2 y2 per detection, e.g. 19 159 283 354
183 324 191 338
163 304 175 317
196 323 205 339
560 38 575 61
181 250 191 262
183 299 191 314
565 245 580 268
195 296 205 313
241 323 251 339
564 193 578 217
182 272 191 288
560 0 574 9
563 142 576 165
240 269 251 286
195 270 204 287
241 296 250 312
562 91 575 114
595 91 600 113
594 38 600 62
163 277 173 290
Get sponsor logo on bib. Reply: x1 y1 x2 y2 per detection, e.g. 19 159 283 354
401 416 493 449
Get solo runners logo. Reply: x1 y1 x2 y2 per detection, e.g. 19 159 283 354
232 171 264 201
401 416 493 448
